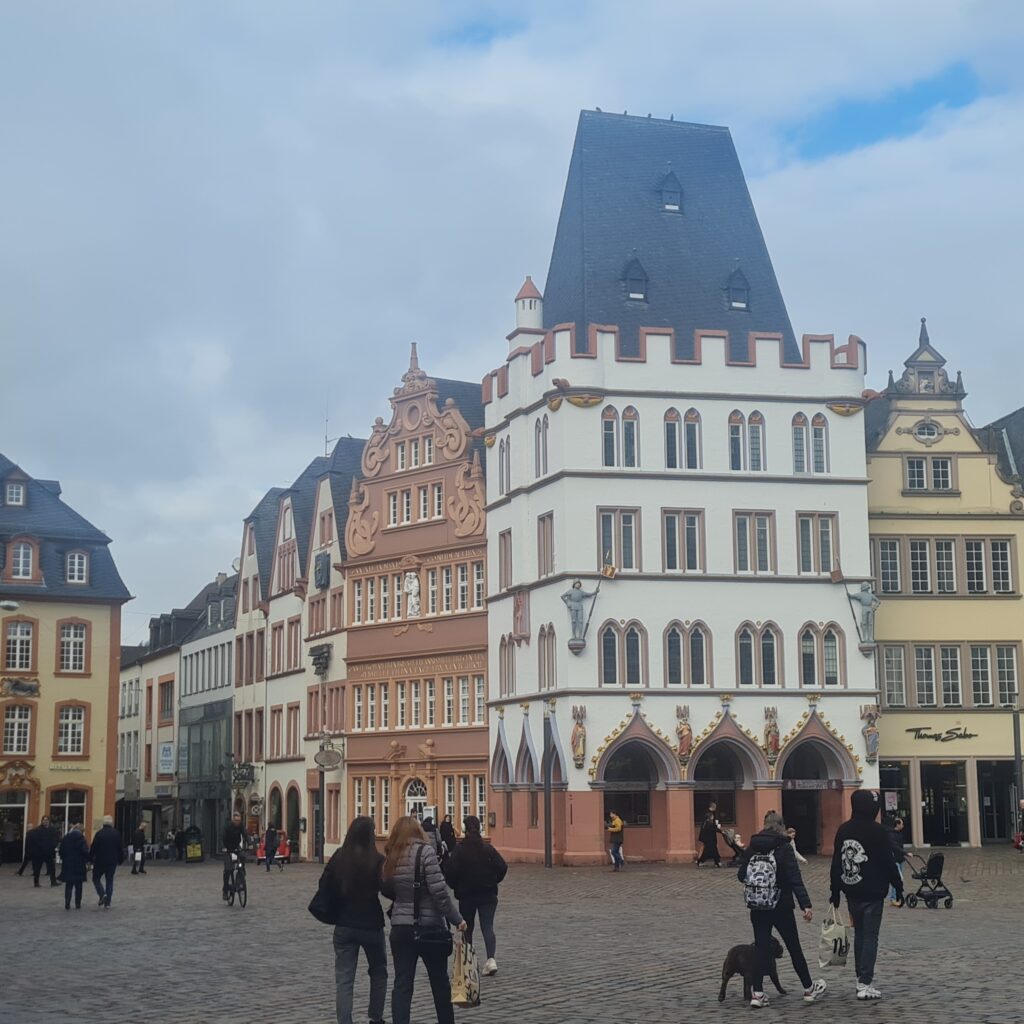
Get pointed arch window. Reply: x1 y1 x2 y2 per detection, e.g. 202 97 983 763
659 170 683 212
622 407 640 468
823 629 840 686
601 625 619 685
761 627 779 686
792 414 808 474
541 415 549 475
728 411 746 471
801 628 817 687
812 415 830 474
624 624 645 685
738 627 755 686
684 409 702 470
504 437 512 493
664 409 681 469
666 626 683 685
663 622 712 687
748 412 766 472
690 626 708 686
498 439 507 497
624 257 648 301
602 407 620 468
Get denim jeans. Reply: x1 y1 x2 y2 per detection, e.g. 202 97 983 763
459 898 497 959
847 898 884 985
610 842 624 867
333 925 387 1024
888 863 903 901
389 924 454 1024
93 867 116 905
750 906 813 992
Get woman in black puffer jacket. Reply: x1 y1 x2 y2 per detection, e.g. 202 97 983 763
443 815 507 977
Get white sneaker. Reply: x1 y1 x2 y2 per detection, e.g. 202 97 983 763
749 992 769 1008
483 958 497 976
856 983 882 1000
803 979 827 1003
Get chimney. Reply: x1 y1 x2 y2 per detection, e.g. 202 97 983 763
216 571 227 586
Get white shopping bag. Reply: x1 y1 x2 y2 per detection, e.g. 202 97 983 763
818 904 850 968
134 850 143 863
451 937 481 1008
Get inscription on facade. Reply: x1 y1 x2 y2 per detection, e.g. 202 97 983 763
905 726 979 743
348 651 486 680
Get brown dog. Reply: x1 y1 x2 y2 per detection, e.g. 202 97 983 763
718 937 787 1002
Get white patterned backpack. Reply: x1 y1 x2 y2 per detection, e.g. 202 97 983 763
743 851 780 910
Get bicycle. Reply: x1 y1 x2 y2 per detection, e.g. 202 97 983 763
225 850 247 908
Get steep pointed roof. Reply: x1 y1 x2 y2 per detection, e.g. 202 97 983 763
543 110 798 361
245 486 286 601
903 316 947 366
324 435 367 562
515 275 543 301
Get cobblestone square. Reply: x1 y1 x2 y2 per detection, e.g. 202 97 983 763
3 848 1022 1024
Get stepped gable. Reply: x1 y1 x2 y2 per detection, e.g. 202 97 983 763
543 110 798 362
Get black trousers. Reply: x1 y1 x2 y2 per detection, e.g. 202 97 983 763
64 880 83 907
459 898 497 959
33 854 57 884
750 905 812 992
389 924 454 1024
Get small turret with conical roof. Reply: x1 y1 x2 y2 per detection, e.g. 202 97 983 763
514 276 543 331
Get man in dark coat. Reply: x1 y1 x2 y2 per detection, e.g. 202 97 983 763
58 824 90 909
263 823 278 872
90 815 124 907
32 815 60 887
16 821 36 876
130 821 147 874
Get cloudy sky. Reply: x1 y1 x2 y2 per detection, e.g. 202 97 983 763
2 2 1022 641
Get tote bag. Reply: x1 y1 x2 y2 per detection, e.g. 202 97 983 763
818 905 850 968
451 936 481 1008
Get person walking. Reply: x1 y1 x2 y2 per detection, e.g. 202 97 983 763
90 815 124 908
16 821 36 876
32 815 60 887
829 791 903 1001
320 816 387 1024
438 815 457 863
739 810 827 1009
607 810 625 871
221 812 246 900
443 815 507 977
884 815 907 906
175 829 187 863
130 821 147 874
380 816 466 1024
264 823 278 872
58 824 90 910
697 809 722 867
421 816 443 858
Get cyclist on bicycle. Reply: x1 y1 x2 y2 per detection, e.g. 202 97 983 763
222 812 247 900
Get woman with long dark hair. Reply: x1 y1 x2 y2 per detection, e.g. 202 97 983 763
323 816 387 1024
443 815 507 976
381 816 466 1024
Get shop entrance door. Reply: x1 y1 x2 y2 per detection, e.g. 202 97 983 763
0 791 28 864
781 791 819 854
978 761 1014 842
922 762 968 845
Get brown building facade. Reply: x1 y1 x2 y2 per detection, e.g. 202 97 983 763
342 347 489 837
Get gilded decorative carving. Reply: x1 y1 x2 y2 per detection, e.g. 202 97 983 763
547 397 563 412
764 706 780 765
484 434 496 448
447 457 486 538
566 394 601 408
571 705 587 769
826 403 862 417
860 705 880 764
346 480 379 556
0 759 40 791
675 705 692 766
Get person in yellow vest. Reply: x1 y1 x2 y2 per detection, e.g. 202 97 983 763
607 812 625 872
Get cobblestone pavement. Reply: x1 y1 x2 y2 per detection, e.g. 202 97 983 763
3 848 1022 1024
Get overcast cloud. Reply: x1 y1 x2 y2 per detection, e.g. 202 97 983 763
1 1 1022 641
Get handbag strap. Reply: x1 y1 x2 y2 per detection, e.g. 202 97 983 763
412 842 424 929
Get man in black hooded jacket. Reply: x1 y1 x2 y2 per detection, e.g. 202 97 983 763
829 790 903 1002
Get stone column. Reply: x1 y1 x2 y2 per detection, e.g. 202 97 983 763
908 758 924 846
964 757 981 847
665 784 695 862
564 789 607 866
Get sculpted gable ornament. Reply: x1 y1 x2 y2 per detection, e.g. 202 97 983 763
345 479 379 557
447 454 486 537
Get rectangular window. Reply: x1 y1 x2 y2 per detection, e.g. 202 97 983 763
748 421 764 472
425 680 436 726
598 508 640 572
664 512 679 571
353 687 363 730
538 513 554 577
602 418 617 467
444 678 454 725
352 581 363 623
940 646 962 706
442 566 453 612
966 540 986 593
395 442 406 471
474 676 485 723
798 514 836 574
971 646 992 706
664 510 703 572
419 486 429 520
736 514 750 572
997 646 1018 706
367 777 377 829
476 776 487 830
473 562 485 608
883 647 906 707
498 531 512 590
367 683 376 729
66 552 87 583
879 539 901 593
445 776 456 822
991 540 1012 593
906 458 926 490
910 539 931 593
931 457 952 490
367 578 376 621
3 705 31 754
428 568 438 614
388 492 398 527
354 778 363 817
410 439 420 468
411 681 421 726
935 540 956 593
432 484 443 518
812 424 828 473
5 621 32 671
459 676 470 724
59 623 87 672
402 489 412 524
622 417 638 467
458 564 469 611
397 682 406 727
380 683 390 728
735 512 774 574
380 576 389 621
461 776 472 830
793 424 807 474
915 646 936 706
5 482 25 506
381 778 391 834
425 437 434 464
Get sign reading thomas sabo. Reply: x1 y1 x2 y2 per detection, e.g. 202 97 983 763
905 726 980 742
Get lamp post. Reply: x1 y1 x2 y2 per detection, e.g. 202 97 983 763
313 734 343 864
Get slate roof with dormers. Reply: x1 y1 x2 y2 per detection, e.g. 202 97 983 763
180 572 238 645
981 407 1024 486
0 453 131 603
285 455 330 587
542 110 798 362
324 436 367 563
246 486 286 603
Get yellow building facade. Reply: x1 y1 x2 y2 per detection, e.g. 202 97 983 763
866 323 1022 847
1 456 129 861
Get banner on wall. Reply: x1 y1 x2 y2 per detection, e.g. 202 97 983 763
158 742 175 775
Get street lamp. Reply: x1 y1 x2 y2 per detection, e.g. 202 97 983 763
313 732 344 865
0 600 20 611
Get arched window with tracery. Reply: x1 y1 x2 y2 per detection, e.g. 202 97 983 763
623 622 646 685
728 411 746 471
737 626 755 685
811 414 830 473
541 415 549 475
800 628 818 686
600 624 619 685
665 625 683 685
622 407 640 468
534 420 543 478
761 625 780 686
684 409 702 470
823 627 841 686
690 624 709 686
792 413 808 474
664 409 681 469
748 411 766 472
602 407 619 468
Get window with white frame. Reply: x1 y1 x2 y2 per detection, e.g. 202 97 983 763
474 676 485 723
622 407 640 467
459 676 470 724
811 415 829 473
915 646 936 706
66 552 88 583
427 569 438 614
366 578 376 621
5 621 32 671
473 561 485 608
458 564 469 611
419 486 429 520
354 778 363 817
931 457 952 490
683 410 701 470
940 646 962 705
443 678 454 725
397 681 406 727
664 510 703 573
966 540 986 593
401 490 412 525
664 410 681 469
445 775 456 822
433 483 443 518
424 437 434 464
936 540 956 592
997 646 1018 706
476 776 487 832
388 492 398 527
748 412 766 472
11 542 33 579
353 581 363 623
735 512 774 574
602 407 619 468
878 539 901 593
381 778 391 834
395 442 406 471
599 508 639 571
57 705 85 754
425 680 436 726
971 645 992 706
3 704 31 754
367 777 377 828
728 411 745 470
380 577 390 621
59 623 87 672
442 566 453 612
380 683 390 728
367 683 376 729
411 680 421 726
992 540 1012 593
792 414 808 473
410 439 420 468
909 539 931 593
353 687 363 730
460 775 472 830
906 457 926 490
5 482 25 506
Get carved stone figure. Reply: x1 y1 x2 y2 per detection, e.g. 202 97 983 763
851 582 881 643
675 705 692 764
860 705 881 763
345 480 380 557
561 580 597 641
403 571 421 618
512 590 530 640
763 706 780 762
0 677 40 698
570 705 587 769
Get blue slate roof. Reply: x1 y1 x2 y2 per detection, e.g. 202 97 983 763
543 110 798 362
0 453 130 603
246 486 286 602
325 436 367 563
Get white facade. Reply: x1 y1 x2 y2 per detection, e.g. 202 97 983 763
485 318 879 861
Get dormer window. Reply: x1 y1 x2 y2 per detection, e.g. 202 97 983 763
658 169 683 212
5 483 24 506
66 552 88 584
624 257 648 301
11 542 33 579
726 268 750 311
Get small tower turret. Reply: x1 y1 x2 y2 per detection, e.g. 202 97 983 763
514 276 543 330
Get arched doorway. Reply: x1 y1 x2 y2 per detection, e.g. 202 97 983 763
269 787 282 829
286 786 301 854
405 778 427 819
693 745 745 828
781 741 843 854
603 743 658 827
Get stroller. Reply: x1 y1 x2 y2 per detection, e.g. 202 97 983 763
904 852 954 909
